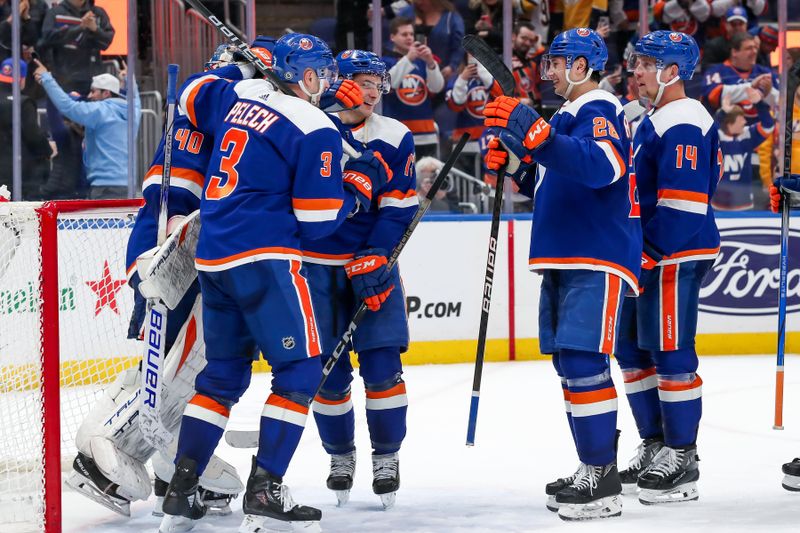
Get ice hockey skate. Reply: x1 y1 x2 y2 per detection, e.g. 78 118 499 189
781 458 800 491
65 452 136 517
637 445 700 504
159 457 207 533
544 464 581 512
327 450 356 506
240 457 322 532
372 452 400 510
154 475 235 518
555 463 622 521
619 438 664 494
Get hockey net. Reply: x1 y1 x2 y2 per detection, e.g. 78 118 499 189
0 200 142 532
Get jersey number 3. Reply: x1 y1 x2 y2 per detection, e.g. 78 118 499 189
206 128 249 200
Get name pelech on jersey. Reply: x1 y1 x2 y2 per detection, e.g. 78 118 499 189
177 72 356 272
125 65 249 281
633 98 721 264
302 113 418 265
527 89 642 291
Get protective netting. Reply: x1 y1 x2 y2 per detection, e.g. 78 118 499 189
0 201 140 531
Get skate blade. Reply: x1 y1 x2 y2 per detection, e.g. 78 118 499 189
65 471 131 517
638 482 699 505
335 489 350 507
159 514 198 533
621 483 640 495
545 495 559 513
379 492 396 510
153 496 164 517
239 514 322 533
557 495 622 521
206 503 233 516
781 474 800 492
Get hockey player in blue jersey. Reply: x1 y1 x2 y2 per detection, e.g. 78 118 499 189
304 50 417 510
483 28 642 520
159 34 392 533
616 30 721 505
64 42 272 519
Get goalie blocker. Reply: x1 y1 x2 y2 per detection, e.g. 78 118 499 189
66 213 243 517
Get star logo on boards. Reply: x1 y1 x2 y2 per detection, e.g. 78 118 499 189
85 260 127 316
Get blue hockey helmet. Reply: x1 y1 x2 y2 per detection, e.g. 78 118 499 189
272 33 337 86
336 50 390 94
541 27 608 80
630 30 699 81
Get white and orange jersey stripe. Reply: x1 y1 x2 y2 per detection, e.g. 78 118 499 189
365 383 408 411
378 189 419 209
184 394 230 430
142 164 205 199
262 394 309 427
622 367 658 395
195 246 304 271
301 250 355 266
595 139 627 184
180 74 221 128
569 386 618 418
659 246 720 265
657 374 703 403
312 392 354 417
599 274 624 355
529 256 639 295
287 259 322 357
292 197 344 223
656 189 709 215
561 379 572 414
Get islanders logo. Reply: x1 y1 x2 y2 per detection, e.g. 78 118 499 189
576 28 591 37
1 63 11 76
669 32 683 43
397 74 428 106
298 37 313 50
466 85 489 119
340 50 353 59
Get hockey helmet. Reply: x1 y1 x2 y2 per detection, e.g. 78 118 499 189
541 28 608 81
629 30 699 81
204 43 247 71
336 50 390 94
272 33 337 86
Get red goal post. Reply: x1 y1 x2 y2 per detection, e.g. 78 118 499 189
0 199 143 533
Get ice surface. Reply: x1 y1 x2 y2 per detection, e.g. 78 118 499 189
63 356 800 532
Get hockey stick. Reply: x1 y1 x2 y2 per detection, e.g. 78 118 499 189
774 60 800 430
140 64 179 449
182 0 360 159
461 35 516 446
224 133 471 449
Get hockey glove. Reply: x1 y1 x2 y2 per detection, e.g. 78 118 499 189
484 129 534 183
770 176 800 213
483 95 553 152
320 79 364 113
343 150 393 209
345 248 395 311
638 241 664 293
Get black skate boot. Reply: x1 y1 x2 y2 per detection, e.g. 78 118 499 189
637 445 700 504
66 452 132 516
781 458 800 491
545 465 581 512
555 463 623 521
327 450 356 506
159 457 207 533
240 457 322 533
372 452 400 510
619 438 664 494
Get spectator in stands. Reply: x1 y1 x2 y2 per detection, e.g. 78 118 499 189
415 156 461 212
703 6 749 67
518 0 550 45
713 95 774 211
510 21 544 106
383 16 445 158
653 0 713 40
446 53 499 143
753 24 778 67
42 108 86 199
399 0 464 79
463 0 508 54
0 1 46 60
0 58 51 199
554 0 608 32
34 61 140 199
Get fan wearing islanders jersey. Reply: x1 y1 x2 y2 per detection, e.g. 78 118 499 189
160 34 391 532
617 31 721 506
446 53 503 143
483 28 641 521
302 50 416 511
382 17 445 159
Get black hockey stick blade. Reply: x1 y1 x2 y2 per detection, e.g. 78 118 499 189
462 35 516 97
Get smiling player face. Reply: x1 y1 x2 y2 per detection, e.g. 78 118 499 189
351 73 383 119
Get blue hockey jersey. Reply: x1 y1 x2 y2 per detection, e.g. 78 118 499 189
125 64 248 281
713 103 773 211
702 61 778 123
446 75 502 141
382 53 439 146
633 97 721 264
526 89 642 291
178 73 356 271
302 113 418 263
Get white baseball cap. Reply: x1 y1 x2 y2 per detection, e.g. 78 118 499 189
90 73 121 96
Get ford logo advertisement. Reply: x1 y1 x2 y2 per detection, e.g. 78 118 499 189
699 226 800 316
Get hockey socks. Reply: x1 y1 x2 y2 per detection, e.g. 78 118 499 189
177 394 230 474
313 389 356 454
257 394 309 478
653 348 703 447
620 366 662 439
365 377 408 455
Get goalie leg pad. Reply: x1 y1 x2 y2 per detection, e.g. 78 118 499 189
89 435 152 501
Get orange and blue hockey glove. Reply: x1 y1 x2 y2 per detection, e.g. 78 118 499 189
770 176 800 213
483 95 552 152
638 241 664 294
343 150 393 209
345 248 395 311
320 79 364 112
